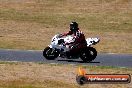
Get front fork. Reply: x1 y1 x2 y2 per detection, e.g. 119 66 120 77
48 45 61 56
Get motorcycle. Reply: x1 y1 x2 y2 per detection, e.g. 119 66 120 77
43 34 100 62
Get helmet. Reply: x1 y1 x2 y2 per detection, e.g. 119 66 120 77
70 22 78 31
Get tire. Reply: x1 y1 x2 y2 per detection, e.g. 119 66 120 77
43 47 59 60
80 47 97 62
87 47 97 61
76 75 87 85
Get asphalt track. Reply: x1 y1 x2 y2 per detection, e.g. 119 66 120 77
0 49 132 68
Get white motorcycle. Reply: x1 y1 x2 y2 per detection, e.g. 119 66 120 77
43 34 100 62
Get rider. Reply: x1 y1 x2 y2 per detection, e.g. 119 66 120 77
60 21 86 53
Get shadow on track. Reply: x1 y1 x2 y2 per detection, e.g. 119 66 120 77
57 59 100 63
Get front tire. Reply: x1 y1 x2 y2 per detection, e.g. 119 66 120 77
43 47 59 60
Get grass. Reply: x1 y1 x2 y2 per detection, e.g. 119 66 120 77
0 0 132 53
0 80 78 88
0 1 131 87
0 61 131 88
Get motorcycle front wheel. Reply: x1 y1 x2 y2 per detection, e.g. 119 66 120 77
43 46 59 60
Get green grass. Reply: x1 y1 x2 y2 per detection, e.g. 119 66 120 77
0 61 18 65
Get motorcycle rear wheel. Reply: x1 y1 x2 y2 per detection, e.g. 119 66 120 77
43 46 59 60
80 47 97 62
88 47 97 61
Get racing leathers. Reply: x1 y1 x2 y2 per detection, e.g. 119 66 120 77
61 29 86 52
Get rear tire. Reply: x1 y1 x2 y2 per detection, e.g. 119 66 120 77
43 47 59 60
88 47 97 61
80 47 97 62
